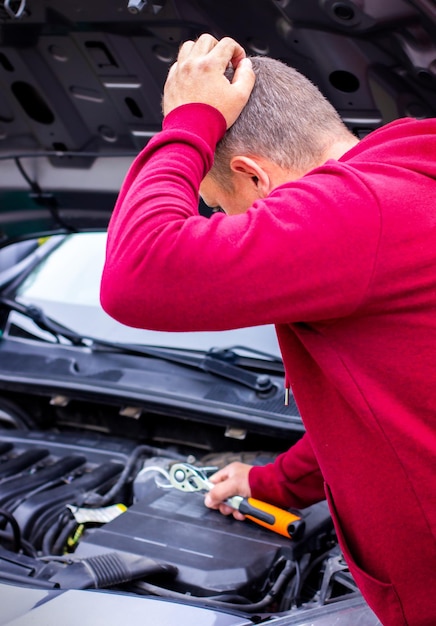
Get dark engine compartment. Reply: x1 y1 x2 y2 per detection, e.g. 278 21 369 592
0 403 359 617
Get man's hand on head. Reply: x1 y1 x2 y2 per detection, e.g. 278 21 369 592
162 33 255 128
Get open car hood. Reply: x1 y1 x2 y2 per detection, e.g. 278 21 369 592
0 0 436 240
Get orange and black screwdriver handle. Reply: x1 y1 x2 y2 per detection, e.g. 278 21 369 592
227 495 305 539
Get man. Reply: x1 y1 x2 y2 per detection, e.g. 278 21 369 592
100 34 436 625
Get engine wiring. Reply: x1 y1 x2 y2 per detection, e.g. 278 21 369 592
83 443 187 507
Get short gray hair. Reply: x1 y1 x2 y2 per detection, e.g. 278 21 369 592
210 56 353 188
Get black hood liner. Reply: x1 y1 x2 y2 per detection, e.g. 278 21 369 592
0 1 435 240
0 0 435 165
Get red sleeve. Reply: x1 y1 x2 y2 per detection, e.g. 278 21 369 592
249 433 326 509
100 102 228 329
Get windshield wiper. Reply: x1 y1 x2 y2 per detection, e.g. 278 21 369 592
0 297 280 393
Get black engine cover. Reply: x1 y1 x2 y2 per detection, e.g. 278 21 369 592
76 482 294 597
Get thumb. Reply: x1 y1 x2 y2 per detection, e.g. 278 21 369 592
231 57 255 92
208 466 229 484
223 57 255 128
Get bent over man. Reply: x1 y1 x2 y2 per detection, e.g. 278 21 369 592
100 34 436 625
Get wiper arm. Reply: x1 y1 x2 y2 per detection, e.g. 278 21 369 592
0 297 278 393
0 297 86 345
201 352 274 392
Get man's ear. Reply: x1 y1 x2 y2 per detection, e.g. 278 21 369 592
229 156 271 198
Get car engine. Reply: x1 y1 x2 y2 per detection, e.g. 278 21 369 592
0 397 359 618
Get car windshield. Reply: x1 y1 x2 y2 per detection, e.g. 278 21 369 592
12 232 281 357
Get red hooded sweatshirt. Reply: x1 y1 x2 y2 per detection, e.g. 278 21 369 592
101 103 436 625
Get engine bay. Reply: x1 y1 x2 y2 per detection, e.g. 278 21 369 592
0 395 359 619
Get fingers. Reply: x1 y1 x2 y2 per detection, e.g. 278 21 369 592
165 38 197 81
217 503 246 521
163 33 254 128
176 34 246 71
176 34 217 65
205 491 246 521
204 461 252 510
176 36 206 64
205 462 253 522
191 33 220 56
208 36 246 70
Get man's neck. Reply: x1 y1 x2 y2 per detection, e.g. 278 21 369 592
325 136 360 162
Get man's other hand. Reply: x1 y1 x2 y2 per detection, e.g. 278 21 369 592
204 461 252 520
162 34 255 128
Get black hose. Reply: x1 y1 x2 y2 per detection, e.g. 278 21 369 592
0 508 21 552
41 509 72 555
29 503 74 549
51 520 77 555
41 518 61 555
293 547 333 603
278 558 301 611
84 444 186 507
